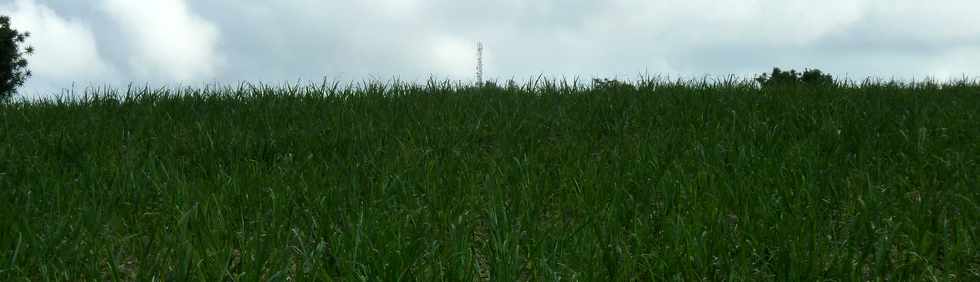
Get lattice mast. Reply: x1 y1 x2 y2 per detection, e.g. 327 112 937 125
476 42 484 86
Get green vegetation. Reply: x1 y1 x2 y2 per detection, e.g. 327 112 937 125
1 78 978 280
756 68 835 89
0 15 32 101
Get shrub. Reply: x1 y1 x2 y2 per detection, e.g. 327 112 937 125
1 15 33 101
755 67 834 89
593 78 635 92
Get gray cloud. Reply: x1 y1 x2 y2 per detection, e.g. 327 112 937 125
4 0 980 97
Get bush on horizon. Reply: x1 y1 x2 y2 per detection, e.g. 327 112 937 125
756 67 835 89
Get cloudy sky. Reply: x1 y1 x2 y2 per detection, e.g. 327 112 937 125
2 0 979 97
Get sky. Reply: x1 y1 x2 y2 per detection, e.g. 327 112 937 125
2 0 980 97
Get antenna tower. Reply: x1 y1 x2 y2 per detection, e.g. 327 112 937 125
476 42 484 86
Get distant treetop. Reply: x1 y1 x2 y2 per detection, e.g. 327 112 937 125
755 67 834 89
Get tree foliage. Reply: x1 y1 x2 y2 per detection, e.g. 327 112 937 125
593 78 635 92
1 15 33 101
755 67 834 89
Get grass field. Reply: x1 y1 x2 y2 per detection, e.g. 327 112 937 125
1 78 978 280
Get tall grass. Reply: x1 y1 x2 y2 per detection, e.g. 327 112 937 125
0 78 978 281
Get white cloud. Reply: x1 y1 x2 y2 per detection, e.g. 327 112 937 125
589 0 864 46
102 0 223 81
424 35 476 78
925 47 980 79
0 0 114 92
863 0 980 42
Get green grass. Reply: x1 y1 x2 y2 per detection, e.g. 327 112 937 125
1 78 978 281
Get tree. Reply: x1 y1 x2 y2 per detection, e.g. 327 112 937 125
755 67 835 89
799 68 834 88
1 15 33 101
